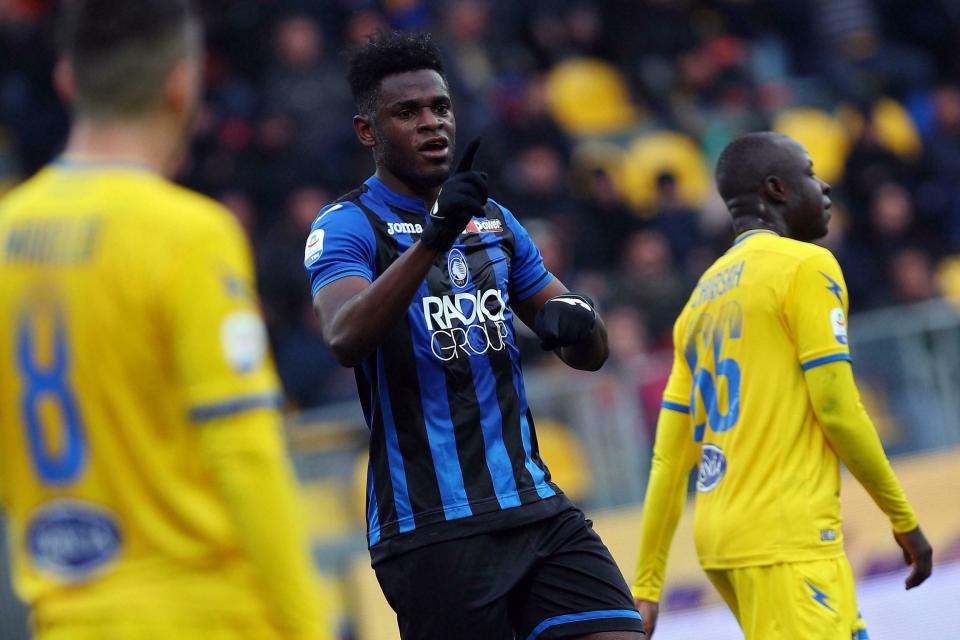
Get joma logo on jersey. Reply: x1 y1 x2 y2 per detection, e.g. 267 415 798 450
387 222 423 235
696 444 727 493
464 218 504 234
422 289 509 361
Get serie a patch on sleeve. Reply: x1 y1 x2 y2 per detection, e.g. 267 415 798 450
220 310 267 373
830 307 847 345
304 228 324 267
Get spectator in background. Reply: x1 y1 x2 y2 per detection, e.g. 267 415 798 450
265 14 354 185
484 73 569 191
256 184 354 406
615 229 687 345
500 142 572 221
3 0 960 411
437 0 497 134
923 85 960 250
605 305 650 367
571 166 642 272
844 109 915 212
649 171 703 266
888 248 941 305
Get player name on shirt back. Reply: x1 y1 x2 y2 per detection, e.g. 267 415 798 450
3 219 101 266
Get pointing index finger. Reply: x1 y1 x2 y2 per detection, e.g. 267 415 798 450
455 137 481 173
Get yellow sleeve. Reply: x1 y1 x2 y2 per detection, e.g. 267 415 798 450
632 316 699 602
167 208 281 415
197 408 330 639
167 207 329 636
805 361 918 533
784 250 852 370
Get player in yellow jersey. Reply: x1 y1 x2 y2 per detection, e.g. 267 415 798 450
0 1 328 638
631 132 932 639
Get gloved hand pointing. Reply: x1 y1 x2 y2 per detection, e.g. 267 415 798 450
420 138 488 252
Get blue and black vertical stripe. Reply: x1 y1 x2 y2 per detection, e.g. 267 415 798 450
348 192 559 550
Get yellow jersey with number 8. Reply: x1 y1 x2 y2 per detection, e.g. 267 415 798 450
662 230 853 568
0 158 282 623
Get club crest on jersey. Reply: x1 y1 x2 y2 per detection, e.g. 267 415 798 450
830 308 848 345
304 229 324 267
27 501 122 581
696 444 727 493
463 218 504 234
447 248 469 288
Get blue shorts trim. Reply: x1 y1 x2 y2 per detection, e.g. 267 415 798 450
800 353 852 371
526 609 642 640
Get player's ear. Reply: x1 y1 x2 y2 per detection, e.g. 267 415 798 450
53 57 77 105
353 114 377 148
165 57 201 119
763 175 788 204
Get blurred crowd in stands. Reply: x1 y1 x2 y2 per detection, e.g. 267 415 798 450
3 0 960 409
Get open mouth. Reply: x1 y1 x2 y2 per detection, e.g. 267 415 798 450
418 137 450 160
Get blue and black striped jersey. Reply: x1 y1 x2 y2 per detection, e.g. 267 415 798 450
305 176 569 560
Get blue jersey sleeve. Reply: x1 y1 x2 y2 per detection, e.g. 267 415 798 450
496 202 554 301
304 202 376 296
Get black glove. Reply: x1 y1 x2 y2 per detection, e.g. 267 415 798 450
420 138 488 252
533 294 597 350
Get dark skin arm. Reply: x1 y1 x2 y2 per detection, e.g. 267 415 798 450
894 527 933 589
316 264 609 371
513 278 609 371
313 241 439 367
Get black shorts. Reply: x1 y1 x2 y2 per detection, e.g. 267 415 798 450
373 506 644 640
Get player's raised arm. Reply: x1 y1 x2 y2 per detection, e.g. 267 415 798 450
310 140 487 368
789 252 932 589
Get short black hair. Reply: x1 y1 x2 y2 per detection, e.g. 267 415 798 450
57 0 201 118
715 132 796 201
346 31 445 118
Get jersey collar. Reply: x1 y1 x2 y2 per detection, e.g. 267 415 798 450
732 229 779 246
364 175 429 215
54 154 156 174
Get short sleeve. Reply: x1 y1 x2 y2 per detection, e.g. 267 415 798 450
304 202 376 296
498 203 554 301
662 309 694 413
169 210 281 422
785 250 852 371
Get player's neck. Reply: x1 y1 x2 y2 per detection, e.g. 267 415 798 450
733 216 786 238
374 168 441 211
64 116 184 177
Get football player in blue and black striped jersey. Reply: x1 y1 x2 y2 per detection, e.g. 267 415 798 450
305 31 644 640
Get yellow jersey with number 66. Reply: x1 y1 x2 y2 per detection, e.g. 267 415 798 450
0 158 282 623
662 229 853 569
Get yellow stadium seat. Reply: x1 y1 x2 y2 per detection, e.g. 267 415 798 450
545 58 639 136
300 478 356 540
773 107 850 184
534 418 591 501
837 97 922 160
872 97 922 159
618 131 711 211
